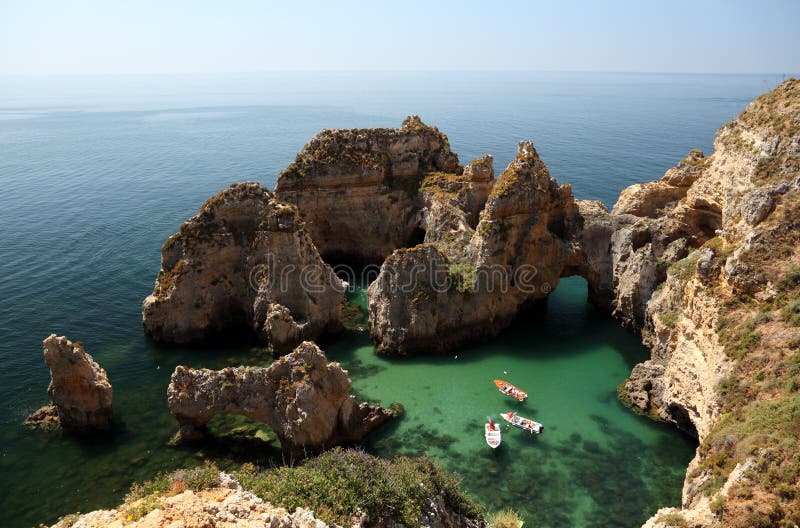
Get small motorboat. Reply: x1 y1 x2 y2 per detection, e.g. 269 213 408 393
485 418 502 449
494 379 528 401
501 411 543 434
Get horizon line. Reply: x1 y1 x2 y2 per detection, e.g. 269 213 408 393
1 68 796 79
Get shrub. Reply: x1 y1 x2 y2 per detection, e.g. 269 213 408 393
489 508 524 528
781 298 800 326
125 461 220 503
710 495 727 515
660 311 679 328
656 512 688 527
698 474 726 497
782 265 800 289
236 448 484 527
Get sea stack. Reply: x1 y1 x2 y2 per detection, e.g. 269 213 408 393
274 116 467 264
167 341 393 455
142 182 345 354
25 334 113 431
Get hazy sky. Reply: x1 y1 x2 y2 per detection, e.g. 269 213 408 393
1 0 798 75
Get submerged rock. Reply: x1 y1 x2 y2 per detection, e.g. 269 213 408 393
167 341 393 455
142 182 345 354
275 116 466 263
25 334 112 431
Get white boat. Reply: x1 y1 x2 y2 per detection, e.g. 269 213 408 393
501 411 543 434
485 420 502 449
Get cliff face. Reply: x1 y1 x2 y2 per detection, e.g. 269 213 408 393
142 182 344 354
167 341 392 455
25 334 113 431
614 79 800 527
274 116 464 264
367 141 585 355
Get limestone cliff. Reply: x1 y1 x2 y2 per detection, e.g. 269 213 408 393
367 141 583 355
613 79 800 527
142 182 344 354
274 116 467 264
167 341 392 455
25 334 113 431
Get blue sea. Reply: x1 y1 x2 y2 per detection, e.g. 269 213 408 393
0 71 785 527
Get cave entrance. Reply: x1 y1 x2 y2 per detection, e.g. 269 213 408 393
198 414 283 464
407 226 427 247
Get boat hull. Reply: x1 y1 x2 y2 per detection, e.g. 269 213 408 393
484 423 502 448
501 412 543 434
494 379 528 401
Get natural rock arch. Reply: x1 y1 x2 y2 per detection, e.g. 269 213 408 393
167 341 393 456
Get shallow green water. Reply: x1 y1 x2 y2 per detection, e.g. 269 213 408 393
324 278 696 527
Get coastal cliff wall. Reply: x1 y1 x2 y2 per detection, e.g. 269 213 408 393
616 79 800 527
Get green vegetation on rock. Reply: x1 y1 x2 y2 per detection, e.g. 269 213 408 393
236 448 485 527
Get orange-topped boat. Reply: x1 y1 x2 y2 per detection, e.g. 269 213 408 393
494 379 528 401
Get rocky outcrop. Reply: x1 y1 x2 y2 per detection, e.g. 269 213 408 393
50 475 333 528
25 334 112 431
167 341 392 455
50 461 485 528
367 141 583 355
142 182 345 354
274 116 466 264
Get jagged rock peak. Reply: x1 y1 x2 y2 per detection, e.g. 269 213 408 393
25 334 113 431
142 182 344 353
368 138 585 356
167 341 393 455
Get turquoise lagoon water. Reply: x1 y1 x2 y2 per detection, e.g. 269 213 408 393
0 72 784 527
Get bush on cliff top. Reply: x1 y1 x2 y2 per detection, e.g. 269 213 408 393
488 508 524 528
236 448 485 527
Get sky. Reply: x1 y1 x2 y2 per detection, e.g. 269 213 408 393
0 0 798 76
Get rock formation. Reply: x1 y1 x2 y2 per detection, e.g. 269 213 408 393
613 79 800 527
274 116 468 264
167 341 392 455
50 475 333 528
142 182 345 354
368 141 587 355
25 334 113 431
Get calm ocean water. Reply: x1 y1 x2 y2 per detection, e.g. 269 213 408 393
0 72 784 527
